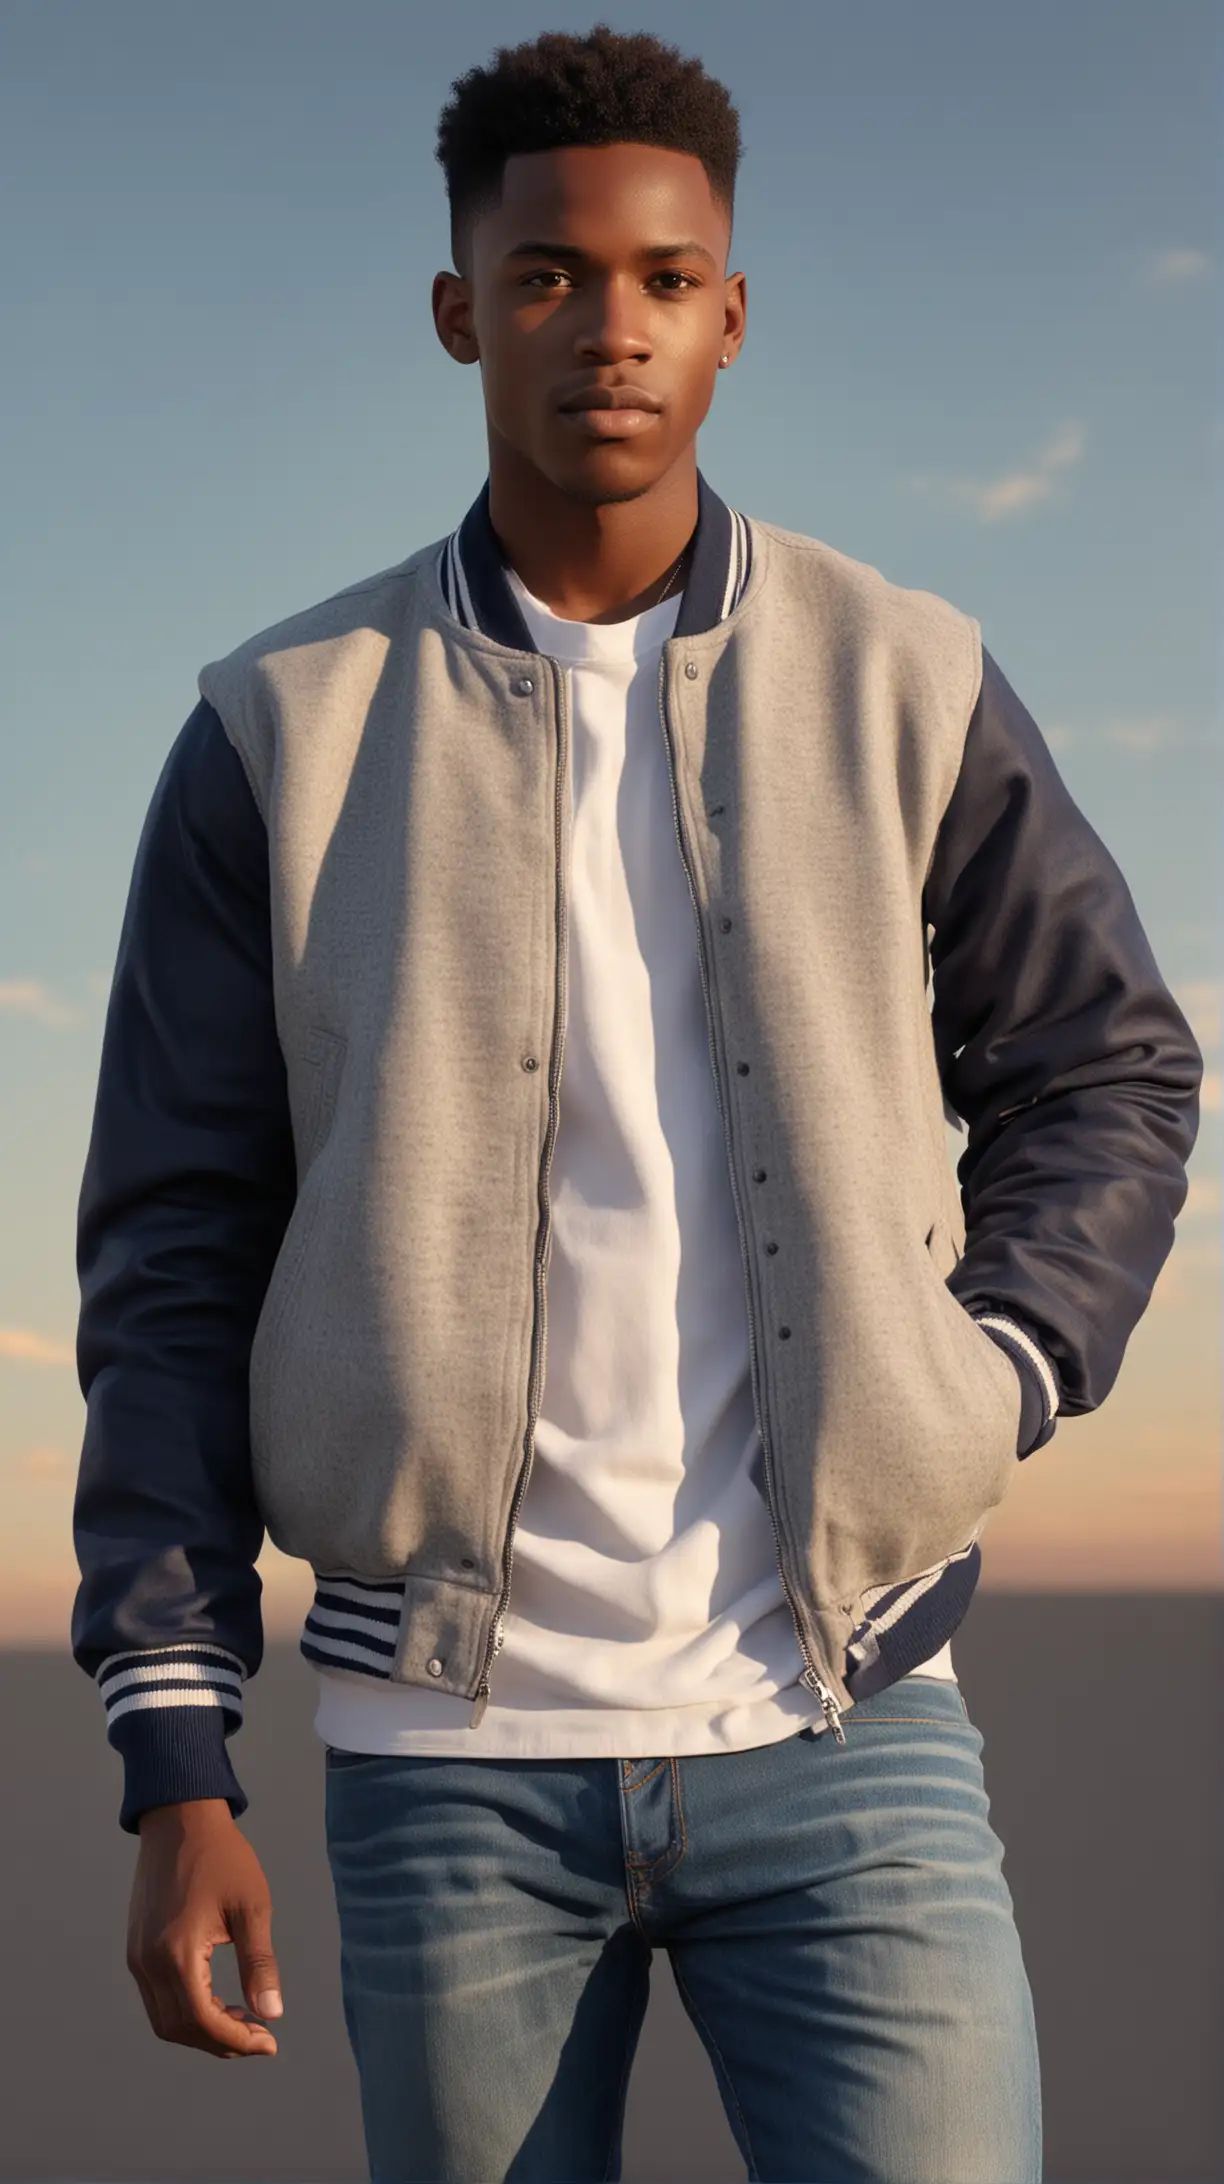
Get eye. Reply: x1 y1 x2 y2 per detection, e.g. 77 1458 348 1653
519 269 700 293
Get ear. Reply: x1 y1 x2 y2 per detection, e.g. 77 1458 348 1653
721 268 747 365
432 270 480 364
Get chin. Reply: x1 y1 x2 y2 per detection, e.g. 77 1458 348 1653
559 480 654 507
543 451 667 508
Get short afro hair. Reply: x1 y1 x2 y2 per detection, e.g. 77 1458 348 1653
435 23 742 275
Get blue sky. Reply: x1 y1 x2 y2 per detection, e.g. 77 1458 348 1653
1 0 1219 1625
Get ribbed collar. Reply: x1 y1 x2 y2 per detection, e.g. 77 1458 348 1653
437 469 753 649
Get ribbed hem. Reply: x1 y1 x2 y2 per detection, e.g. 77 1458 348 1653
846 1543 983 1699
109 1705 248 1836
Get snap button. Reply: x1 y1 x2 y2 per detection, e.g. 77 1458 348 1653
766 1240 778 1254
778 1326 791 1339
426 1658 444 1677
684 661 699 680
752 1168 766 1182
719 916 732 933
521 1054 539 1071
514 675 534 695
736 1061 750 1076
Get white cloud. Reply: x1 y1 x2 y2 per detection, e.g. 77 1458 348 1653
1145 247 1214 286
1100 714 1182 754
0 979 79 1028
1043 714 1203 756
0 1327 75 1367
904 421 1085 524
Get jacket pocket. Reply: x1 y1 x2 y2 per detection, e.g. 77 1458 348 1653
250 1027 347 1437
922 1219 1023 1491
909 1223 1022 1528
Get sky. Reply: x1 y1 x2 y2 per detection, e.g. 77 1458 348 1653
1 0 1220 1645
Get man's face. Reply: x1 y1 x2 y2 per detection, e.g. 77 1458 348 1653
433 142 745 504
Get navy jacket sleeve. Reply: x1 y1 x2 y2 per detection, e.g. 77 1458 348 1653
923 645 1204 1454
70 700 296 1834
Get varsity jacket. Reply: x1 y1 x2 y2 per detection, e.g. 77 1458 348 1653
70 472 1204 1833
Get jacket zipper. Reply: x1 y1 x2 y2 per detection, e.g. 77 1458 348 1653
470 657 571 1727
653 651 845 1744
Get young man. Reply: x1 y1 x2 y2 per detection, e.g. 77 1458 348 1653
71 23 1203 2184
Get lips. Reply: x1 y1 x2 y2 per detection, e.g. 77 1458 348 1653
557 385 662 413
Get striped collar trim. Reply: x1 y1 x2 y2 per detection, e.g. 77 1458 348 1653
438 470 752 648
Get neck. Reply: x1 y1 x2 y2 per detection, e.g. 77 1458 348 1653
486 431 698 623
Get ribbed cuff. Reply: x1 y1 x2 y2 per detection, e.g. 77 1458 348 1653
109 1705 249 1836
972 1312 1059 1458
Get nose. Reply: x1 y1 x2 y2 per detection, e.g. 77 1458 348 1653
572 273 651 364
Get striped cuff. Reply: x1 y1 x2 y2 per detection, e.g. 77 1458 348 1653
971 1312 1060 1457
97 1644 250 1835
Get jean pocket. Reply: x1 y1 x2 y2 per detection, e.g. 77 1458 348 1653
847 1678 971 1726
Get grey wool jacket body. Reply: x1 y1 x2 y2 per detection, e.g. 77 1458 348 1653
71 472 1204 1830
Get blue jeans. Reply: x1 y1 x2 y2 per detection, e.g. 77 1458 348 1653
323 1678 1041 2183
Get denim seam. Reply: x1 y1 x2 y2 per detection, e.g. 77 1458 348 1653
848 1711 970 1726
615 1770 653 1936
622 1758 669 1794
623 1759 688 1883
669 1954 760 2184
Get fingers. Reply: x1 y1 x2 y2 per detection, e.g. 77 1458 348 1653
130 1939 278 2059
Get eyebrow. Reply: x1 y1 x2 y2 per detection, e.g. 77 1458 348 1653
502 238 720 269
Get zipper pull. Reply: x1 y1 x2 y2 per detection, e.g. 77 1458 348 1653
817 1677 848 1747
469 1615 505 1729
819 1685 847 1745
803 1667 847 1745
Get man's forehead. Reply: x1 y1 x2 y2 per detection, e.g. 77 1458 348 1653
481 145 726 260
497 142 719 216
